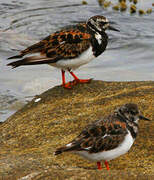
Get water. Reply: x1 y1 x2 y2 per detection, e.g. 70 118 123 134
0 0 154 122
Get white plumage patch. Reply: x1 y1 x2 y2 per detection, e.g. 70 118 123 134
74 130 134 162
50 46 95 70
66 143 73 147
95 33 102 45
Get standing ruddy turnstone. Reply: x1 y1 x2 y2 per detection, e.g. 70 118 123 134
7 15 119 88
54 103 149 170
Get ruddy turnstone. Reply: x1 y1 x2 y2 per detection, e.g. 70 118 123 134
54 103 149 170
7 15 119 88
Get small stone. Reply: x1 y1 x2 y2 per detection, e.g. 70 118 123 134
34 98 41 103
138 9 145 15
146 8 152 14
82 1 88 5
98 0 105 6
103 1 111 8
120 2 127 11
112 4 120 11
130 4 136 14
119 0 126 2
133 0 138 4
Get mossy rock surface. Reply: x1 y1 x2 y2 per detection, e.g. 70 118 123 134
0 80 154 179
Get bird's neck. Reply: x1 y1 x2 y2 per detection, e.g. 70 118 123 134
116 112 139 139
126 120 139 139
88 28 108 57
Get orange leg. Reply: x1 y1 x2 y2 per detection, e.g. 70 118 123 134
69 70 92 84
61 69 92 88
97 162 102 170
61 70 72 89
104 160 110 170
62 70 65 86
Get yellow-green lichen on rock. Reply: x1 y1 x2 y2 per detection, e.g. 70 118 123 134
0 80 154 179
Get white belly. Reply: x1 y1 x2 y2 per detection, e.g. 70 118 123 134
49 46 95 70
74 131 134 162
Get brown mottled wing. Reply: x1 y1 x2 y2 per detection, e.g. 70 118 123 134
7 23 91 67
55 115 128 154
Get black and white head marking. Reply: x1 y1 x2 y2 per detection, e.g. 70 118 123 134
87 15 109 33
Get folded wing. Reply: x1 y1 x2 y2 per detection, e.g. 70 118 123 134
7 24 91 68
55 117 128 155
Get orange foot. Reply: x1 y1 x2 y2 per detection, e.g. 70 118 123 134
74 78 92 84
62 79 92 89
104 160 110 170
62 82 73 89
97 162 102 170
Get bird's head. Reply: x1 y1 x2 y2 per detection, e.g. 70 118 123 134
116 103 150 123
87 15 119 33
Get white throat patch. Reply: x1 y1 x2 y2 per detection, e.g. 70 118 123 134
95 33 102 45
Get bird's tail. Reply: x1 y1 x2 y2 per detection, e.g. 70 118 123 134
54 143 79 155
7 54 24 60
7 55 51 68
54 147 66 155
7 59 25 68
54 146 74 155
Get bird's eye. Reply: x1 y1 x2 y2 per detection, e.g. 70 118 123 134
100 22 107 25
130 111 136 115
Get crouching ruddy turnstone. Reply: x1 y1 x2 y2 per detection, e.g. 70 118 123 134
54 103 150 170
7 15 119 89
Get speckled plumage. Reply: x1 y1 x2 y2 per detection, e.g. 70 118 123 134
7 15 119 88
55 103 149 170
9 24 92 65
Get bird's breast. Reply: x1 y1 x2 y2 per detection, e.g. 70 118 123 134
50 46 95 70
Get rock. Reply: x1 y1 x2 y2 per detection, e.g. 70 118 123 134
98 0 105 6
130 4 137 14
119 0 126 2
0 80 154 179
82 1 88 5
112 4 120 11
103 1 112 8
138 9 145 15
146 8 152 14
133 0 138 4
120 1 127 11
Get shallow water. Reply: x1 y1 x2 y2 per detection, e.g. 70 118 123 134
0 0 154 122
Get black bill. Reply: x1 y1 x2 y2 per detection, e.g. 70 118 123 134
139 115 150 121
108 25 120 32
